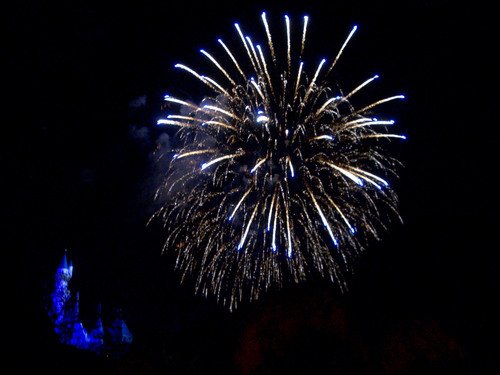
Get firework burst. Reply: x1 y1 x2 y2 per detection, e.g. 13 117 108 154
154 13 405 310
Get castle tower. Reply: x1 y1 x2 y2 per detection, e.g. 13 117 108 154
51 251 89 348
51 250 72 327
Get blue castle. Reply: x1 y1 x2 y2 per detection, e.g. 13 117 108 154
50 251 133 352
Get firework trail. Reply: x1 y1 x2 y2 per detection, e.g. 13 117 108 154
154 13 405 310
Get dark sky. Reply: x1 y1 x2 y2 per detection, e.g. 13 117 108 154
10 1 498 373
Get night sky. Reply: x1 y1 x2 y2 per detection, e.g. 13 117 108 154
10 1 498 374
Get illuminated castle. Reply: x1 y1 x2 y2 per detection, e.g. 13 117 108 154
50 251 133 352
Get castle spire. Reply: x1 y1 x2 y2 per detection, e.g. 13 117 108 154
59 249 68 270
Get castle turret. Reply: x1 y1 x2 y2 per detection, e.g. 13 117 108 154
108 309 133 345
68 258 73 277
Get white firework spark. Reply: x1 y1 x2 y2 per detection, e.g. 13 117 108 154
154 13 405 310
